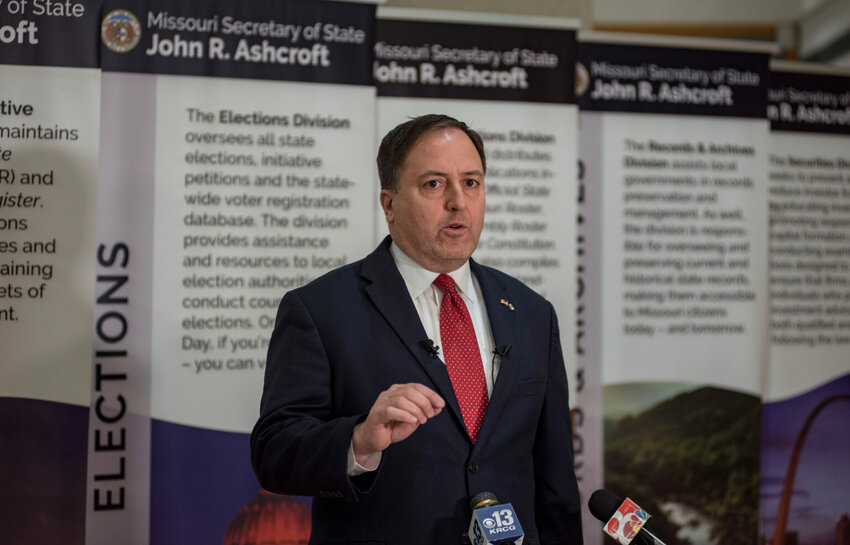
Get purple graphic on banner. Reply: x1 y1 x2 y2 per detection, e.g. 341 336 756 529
0 398 88 545
149 420 312 545
761 374 850 545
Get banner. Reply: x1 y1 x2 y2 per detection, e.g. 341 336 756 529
0 2 101 545
577 33 773 545
375 5 580 398
89 1 376 543
762 61 850 545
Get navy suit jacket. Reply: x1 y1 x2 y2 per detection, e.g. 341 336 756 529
251 237 583 545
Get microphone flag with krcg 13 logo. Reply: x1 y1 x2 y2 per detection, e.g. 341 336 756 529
468 492 524 545
604 497 650 544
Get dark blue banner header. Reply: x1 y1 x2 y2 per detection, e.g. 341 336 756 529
0 0 100 68
577 41 768 118
769 69 850 135
100 0 374 85
375 18 575 104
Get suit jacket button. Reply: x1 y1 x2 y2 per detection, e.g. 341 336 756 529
468 462 480 473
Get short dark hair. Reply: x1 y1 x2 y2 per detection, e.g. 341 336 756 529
377 114 486 192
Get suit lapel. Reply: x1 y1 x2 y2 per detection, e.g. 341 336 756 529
471 261 520 449
361 238 466 432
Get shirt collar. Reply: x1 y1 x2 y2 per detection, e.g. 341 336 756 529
389 242 477 303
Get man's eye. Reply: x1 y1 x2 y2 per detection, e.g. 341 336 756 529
465 179 479 187
425 180 440 188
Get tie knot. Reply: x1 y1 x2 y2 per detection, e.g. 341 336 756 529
433 273 457 295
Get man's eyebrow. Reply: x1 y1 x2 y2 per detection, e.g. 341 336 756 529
417 169 484 179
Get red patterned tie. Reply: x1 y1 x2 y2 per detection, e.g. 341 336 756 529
433 273 488 442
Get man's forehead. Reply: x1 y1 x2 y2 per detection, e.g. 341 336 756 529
405 129 480 159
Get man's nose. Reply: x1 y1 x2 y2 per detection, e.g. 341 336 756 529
445 180 466 210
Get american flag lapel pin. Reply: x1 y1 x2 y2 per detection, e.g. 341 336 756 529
500 298 515 311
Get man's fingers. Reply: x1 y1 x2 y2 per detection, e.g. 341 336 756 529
383 404 422 425
387 383 445 420
407 383 446 410
389 395 435 424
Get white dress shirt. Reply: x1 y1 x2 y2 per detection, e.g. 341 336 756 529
389 242 497 391
347 242 499 475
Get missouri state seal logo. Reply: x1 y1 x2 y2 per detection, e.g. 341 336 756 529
101 9 142 53
575 62 590 97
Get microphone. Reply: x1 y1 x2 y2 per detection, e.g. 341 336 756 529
418 339 440 358
588 489 666 545
493 344 511 358
467 491 524 545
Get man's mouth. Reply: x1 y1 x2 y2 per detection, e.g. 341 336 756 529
443 221 470 234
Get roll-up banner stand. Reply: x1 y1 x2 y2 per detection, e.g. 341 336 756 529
0 2 101 544
576 31 776 545
91 1 376 543
374 4 581 431
763 60 850 545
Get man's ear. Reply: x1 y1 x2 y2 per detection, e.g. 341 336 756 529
379 189 394 224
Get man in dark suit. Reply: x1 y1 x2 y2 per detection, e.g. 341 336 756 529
251 114 583 545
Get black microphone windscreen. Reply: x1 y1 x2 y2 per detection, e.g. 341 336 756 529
588 489 622 522
470 491 499 511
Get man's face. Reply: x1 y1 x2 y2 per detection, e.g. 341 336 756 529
380 128 485 273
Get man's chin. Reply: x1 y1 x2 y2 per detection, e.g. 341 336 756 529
434 248 475 268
